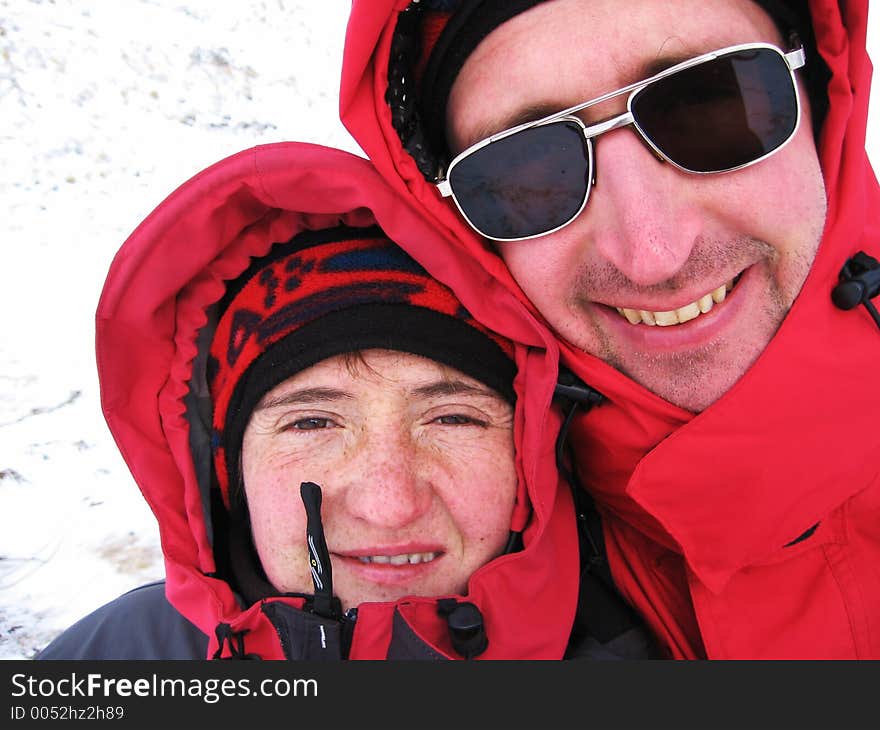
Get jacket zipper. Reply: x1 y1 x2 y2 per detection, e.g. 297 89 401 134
341 607 358 659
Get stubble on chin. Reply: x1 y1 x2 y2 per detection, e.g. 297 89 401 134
563 236 806 411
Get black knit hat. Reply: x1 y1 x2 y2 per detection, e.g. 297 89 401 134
392 0 828 177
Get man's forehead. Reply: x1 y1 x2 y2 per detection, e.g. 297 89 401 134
459 42 737 146
445 0 784 149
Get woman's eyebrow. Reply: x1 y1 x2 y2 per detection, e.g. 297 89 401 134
411 380 500 400
255 387 354 411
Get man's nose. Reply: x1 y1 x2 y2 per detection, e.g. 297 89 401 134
341 431 433 529
585 128 703 286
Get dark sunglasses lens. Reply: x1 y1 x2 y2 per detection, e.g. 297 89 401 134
448 121 590 239
631 47 798 172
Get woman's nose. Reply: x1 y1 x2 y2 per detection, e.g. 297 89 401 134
584 128 703 286
340 429 433 529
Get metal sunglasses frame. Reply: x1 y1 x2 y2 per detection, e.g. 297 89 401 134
435 41 806 242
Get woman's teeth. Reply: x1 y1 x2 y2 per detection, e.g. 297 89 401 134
357 552 438 565
615 279 735 327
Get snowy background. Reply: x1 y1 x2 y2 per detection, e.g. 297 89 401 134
1 1 878 661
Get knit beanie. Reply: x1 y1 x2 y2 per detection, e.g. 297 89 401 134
207 224 516 511
399 0 827 168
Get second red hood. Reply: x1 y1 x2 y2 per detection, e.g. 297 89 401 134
96 142 579 659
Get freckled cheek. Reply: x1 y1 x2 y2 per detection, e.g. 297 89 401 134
240 462 318 592
432 434 518 540
244 434 351 491
244 472 306 536
242 447 337 549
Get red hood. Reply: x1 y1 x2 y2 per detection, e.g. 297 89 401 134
96 142 578 659
339 0 880 594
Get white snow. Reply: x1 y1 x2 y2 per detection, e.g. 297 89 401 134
0 0 359 660
1 0 878 660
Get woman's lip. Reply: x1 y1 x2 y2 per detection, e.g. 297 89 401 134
336 544 444 559
333 552 445 586
593 265 756 352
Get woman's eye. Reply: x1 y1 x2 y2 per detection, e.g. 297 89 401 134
434 414 483 426
288 417 333 431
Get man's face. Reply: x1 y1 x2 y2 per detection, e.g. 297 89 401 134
445 0 827 412
241 349 516 612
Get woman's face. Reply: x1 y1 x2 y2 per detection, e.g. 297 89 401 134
241 349 517 611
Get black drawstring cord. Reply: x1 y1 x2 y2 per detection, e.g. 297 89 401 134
502 371 603 560
211 623 261 660
553 368 604 486
831 251 880 330
555 397 584 496
557 400 601 563
553 369 655 650
502 530 523 554
553 369 605 565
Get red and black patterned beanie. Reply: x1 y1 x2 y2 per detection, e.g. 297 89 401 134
207 224 516 509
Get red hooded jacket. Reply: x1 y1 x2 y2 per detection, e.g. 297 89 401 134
339 0 880 658
94 142 588 659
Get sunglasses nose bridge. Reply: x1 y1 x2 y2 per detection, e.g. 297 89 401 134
580 111 635 142
580 111 650 188
581 110 672 170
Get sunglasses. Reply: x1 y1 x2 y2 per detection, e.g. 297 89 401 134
436 42 806 242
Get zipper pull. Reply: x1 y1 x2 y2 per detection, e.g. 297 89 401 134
300 481 342 619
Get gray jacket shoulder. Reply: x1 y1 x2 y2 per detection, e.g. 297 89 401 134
36 581 208 660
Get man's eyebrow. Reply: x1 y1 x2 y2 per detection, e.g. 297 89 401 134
411 380 502 400
462 103 564 150
637 51 695 80
456 51 698 152
255 387 354 411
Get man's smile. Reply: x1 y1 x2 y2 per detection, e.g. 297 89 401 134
590 264 764 357
613 273 743 327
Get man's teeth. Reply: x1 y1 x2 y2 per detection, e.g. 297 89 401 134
357 552 438 565
616 280 734 327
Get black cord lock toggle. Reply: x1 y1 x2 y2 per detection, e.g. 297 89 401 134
554 368 605 409
831 251 880 329
437 599 488 659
